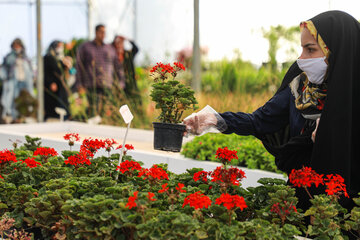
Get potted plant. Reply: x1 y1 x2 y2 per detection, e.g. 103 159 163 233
149 62 198 152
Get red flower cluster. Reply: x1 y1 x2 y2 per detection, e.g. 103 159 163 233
0 149 17 165
324 174 349 198
211 166 246 186
63 133 80 141
80 138 105 155
126 191 138 209
150 62 175 74
116 160 142 174
215 193 248 211
63 133 80 146
289 167 324 188
158 183 169 193
0 174 3 179
270 201 297 225
116 144 134 151
138 165 169 181
193 170 209 183
103 138 117 152
173 62 185 71
182 191 211 210
215 147 238 163
33 147 58 157
64 151 91 167
175 183 187 193
147 192 157 201
22 157 42 168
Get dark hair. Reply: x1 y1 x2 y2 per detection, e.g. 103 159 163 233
95 24 105 32
11 38 25 50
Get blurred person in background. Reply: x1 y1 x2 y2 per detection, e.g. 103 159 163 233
112 35 140 101
1 38 34 123
74 24 125 118
44 40 73 121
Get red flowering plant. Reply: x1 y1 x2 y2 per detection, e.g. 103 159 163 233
116 159 142 177
149 62 198 123
0 149 17 170
156 182 188 207
215 193 248 225
63 133 80 151
138 164 169 185
116 144 134 156
33 147 58 163
80 138 105 157
215 147 238 167
103 138 117 156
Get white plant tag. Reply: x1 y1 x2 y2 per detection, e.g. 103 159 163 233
119 105 134 124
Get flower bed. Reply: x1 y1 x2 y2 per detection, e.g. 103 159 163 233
1 135 360 239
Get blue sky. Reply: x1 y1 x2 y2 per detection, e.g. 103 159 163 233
1 0 360 66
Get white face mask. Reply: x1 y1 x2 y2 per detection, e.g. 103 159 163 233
296 56 328 85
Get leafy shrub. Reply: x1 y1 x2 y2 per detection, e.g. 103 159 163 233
181 133 279 173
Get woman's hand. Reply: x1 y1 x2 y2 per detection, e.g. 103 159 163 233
183 112 217 135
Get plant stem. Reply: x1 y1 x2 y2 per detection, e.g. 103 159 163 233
304 186 313 199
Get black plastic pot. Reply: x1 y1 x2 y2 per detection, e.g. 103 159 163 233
153 122 186 152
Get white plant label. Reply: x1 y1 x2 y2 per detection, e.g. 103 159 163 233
119 105 134 124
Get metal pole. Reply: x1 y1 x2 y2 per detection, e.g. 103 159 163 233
192 0 201 92
36 0 44 122
133 0 137 42
87 0 92 39
115 122 131 181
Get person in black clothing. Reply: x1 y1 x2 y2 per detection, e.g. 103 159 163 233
112 35 140 100
44 40 72 120
184 10 360 213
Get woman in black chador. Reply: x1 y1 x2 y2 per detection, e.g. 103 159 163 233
184 10 360 211
44 40 72 120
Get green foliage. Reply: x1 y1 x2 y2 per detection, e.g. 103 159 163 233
1 139 360 239
181 133 279 173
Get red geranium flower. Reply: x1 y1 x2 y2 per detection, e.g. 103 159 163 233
324 174 349 198
80 138 105 155
0 174 3 179
289 167 324 188
211 166 246 186
158 183 169 193
63 133 80 148
22 157 42 168
270 201 297 216
175 183 187 193
193 170 209 183
138 165 169 181
0 149 17 166
116 160 142 174
33 147 58 157
64 150 91 167
126 191 138 209
215 193 248 211
182 191 211 210
173 62 185 71
63 133 80 142
147 192 157 201
116 144 135 151
215 147 238 163
104 138 117 152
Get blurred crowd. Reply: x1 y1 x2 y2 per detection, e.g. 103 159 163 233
0 24 139 124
